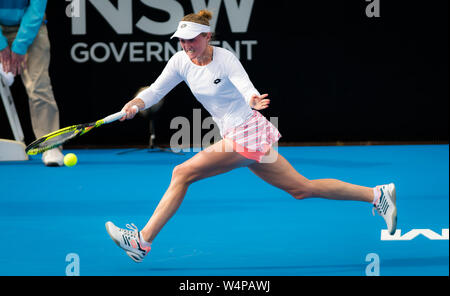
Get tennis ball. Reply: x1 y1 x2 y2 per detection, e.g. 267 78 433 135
64 153 78 167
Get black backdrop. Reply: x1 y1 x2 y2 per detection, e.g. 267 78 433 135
1 0 448 147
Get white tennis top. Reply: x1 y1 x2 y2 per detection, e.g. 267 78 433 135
136 46 259 136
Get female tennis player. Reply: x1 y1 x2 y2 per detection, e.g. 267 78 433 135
105 10 397 263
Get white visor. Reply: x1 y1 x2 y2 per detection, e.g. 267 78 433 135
171 21 211 40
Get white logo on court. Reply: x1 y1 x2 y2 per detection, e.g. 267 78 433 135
381 229 449 241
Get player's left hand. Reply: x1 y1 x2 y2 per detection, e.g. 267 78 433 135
249 94 270 110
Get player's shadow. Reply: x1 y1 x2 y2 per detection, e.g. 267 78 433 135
146 256 448 274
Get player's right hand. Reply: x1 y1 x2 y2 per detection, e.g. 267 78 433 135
120 99 145 121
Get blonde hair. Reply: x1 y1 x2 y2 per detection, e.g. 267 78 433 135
182 9 213 26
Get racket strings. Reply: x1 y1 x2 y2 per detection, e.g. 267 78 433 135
41 130 80 147
26 127 81 154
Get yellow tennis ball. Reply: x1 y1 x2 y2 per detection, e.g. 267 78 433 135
64 153 78 167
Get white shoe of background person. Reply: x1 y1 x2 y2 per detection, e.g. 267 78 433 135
42 148 64 167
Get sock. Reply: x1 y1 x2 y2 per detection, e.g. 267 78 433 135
373 186 381 205
139 231 152 248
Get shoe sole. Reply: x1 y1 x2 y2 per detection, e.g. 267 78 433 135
44 162 63 167
389 183 397 235
105 222 143 263
126 251 143 263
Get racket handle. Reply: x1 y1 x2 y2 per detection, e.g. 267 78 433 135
103 105 139 124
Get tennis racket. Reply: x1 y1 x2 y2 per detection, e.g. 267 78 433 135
25 106 138 155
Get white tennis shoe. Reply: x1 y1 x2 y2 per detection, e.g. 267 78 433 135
105 221 151 263
42 148 64 167
373 183 397 235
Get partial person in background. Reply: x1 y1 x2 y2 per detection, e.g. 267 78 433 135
0 0 63 166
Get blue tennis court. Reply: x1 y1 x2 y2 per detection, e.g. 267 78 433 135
0 144 448 276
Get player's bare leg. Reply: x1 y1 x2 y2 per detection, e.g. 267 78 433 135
248 148 373 202
140 139 254 243
248 148 396 233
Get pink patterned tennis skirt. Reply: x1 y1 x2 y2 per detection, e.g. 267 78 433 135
223 110 281 162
